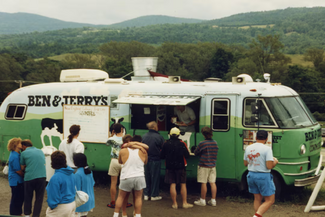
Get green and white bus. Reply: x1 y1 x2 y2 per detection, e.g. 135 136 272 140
0 58 322 196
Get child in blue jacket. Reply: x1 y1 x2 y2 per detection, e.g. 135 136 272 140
73 153 95 217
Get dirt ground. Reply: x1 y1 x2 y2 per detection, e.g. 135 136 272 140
1 172 325 217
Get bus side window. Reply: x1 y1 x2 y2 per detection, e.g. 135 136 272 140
212 99 230 131
5 104 27 120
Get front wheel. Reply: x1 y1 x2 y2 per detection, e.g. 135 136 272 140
272 171 283 200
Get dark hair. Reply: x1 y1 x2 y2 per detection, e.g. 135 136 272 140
170 134 179 139
21 139 33 147
256 130 268 140
112 123 123 134
122 134 132 144
201 126 213 140
68 125 80 143
131 135 142 142
73 153 91 174
51 151 67 169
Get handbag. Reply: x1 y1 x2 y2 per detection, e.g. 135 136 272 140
2 159 9 175
2 165 9 175
75 186 89 207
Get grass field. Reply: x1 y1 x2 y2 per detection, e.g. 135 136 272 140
287 54 314 67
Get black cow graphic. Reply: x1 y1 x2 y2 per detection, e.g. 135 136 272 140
110 117 126 136
40 118 63 147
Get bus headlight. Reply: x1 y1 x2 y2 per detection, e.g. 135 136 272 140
300 144 306 155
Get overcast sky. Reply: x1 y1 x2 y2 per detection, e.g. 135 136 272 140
1 0 325 25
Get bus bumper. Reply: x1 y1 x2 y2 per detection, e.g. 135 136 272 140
294 154 322 187
294 174 321 187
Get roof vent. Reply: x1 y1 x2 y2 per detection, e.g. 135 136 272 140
60 69 108 82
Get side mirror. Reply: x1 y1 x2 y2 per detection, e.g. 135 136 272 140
251 116 259 123
251 101 261 114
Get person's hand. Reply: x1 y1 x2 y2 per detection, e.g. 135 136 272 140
139 147 147 154
177 122 187 127
273 157 278 165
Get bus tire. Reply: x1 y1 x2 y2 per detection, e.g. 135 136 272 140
271 171 283 200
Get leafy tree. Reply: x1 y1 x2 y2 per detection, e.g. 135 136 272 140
0 54 24 102
282 65 322 112
303 48 324 69
207 48 234 79
248 35 291 81
60 54 99 69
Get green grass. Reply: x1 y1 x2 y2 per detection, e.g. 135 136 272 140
287 54 313 67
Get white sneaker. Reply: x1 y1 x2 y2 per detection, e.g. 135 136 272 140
144 195 149 201
208 200 216 206
194 199 206 206
151 196 162 201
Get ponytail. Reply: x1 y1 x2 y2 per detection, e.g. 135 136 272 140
67 125 80 144
84 166 91 175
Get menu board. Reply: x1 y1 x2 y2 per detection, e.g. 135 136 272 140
243 130 272 150
63 105 110 143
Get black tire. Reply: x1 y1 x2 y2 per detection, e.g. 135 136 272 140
271 171 283 200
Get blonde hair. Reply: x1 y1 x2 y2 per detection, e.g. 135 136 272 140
7 138 22 151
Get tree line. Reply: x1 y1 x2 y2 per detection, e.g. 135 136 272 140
1 35 325 118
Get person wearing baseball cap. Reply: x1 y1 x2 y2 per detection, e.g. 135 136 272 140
244 130 278 217
160 127 193 209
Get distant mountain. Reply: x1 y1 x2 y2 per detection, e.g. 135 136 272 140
0 12 204 35
202 7 325 26
107 15 204 28
0 12 99 34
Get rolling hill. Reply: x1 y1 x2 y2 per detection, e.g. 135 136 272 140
107 15 204 28
0 12 204 35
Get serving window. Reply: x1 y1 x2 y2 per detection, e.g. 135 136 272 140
113 94 201 132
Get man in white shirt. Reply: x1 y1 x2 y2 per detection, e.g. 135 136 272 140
244 130 278 217
173 106 196 132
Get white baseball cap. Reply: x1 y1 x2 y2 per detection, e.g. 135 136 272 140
170 127 180 136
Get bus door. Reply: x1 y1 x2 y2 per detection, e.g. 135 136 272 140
206 94 238 180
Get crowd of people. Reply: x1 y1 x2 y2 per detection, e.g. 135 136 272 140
5 117 277 217
7 124 95 217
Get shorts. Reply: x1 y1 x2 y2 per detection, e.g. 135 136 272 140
197 166 216 183
108 158 121 176
247 171 275 197
119 176 146 192
164 169 187 184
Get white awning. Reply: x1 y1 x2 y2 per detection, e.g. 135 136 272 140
113 95 200 105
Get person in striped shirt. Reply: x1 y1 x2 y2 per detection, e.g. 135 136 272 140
194 126 219 207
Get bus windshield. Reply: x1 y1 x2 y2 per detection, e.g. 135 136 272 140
264 97 314 128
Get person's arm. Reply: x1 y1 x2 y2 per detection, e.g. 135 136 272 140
266 157 278 169
20 165 26 171
144 153 148 165
46 177 61 210
118 151 123 164
160 143 166 159
244 160 249 167
75 173 82 190
194 143 201 156
76 142 85 153
124 142 149 150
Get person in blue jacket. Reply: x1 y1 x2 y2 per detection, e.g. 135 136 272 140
73 153 95 217
46 151 76 217
7 138 24 216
